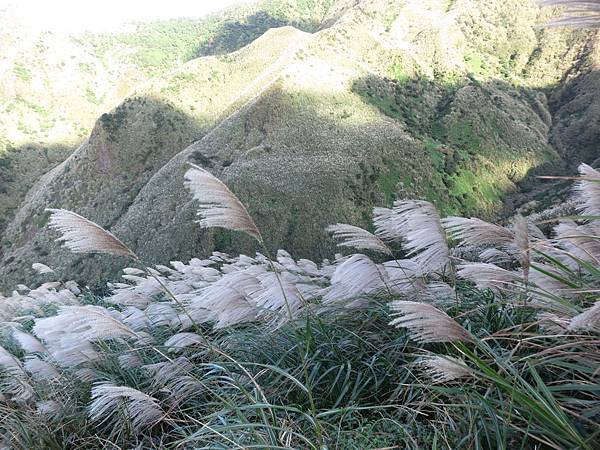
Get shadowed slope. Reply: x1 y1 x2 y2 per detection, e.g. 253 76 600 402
1 0 599 291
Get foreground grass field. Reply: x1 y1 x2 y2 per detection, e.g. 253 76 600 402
0 163 598 449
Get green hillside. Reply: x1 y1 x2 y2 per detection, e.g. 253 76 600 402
0 0 598 290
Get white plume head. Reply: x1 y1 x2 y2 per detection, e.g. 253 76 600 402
512 215 532 281
46 209 137 259
184 164 262 242
443 216 514 248
417 355 472 383
89 384 164 434
568 302 600 332
326 223 392 255
457 263 523 293
389 301 473 343
32 263 54 275
374 200 450 274
322 254 389 309
572 163 600 216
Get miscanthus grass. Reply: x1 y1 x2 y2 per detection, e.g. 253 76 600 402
0 163 598 449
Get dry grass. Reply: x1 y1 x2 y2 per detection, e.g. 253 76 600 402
0 163 598 448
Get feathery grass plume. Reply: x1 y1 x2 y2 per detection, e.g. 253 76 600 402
539 0 600 28
118 352 143 370
89 384 164 434
418 355 472 383
36 400 62 419
402 281 456 305
32 263 54 274
443 216 515 248
374 200 450 273
12 329 46 354
326 223 392 255
145 303 179 328
554 220 600 265
187 269 261 329
0 345 33 402
0 345 21 371
479 247 513 264
33 305 137 368
164 332 204 352
121 307 150 331
388 301 473 343
184 164 262 241
529 264 578 301
568 302 600 331
457 263 523 293
573 163 600 215
383 258 421 290
322 254 389 309
143 357 193 386
23 357 60 381
46 209 137 259
252 271 304 325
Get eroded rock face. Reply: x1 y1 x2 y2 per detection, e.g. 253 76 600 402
1 0 598 291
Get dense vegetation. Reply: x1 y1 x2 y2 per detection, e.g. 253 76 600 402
1 2 599 446
0 162 598 448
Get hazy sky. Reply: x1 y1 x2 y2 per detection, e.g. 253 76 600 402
1 0 256 32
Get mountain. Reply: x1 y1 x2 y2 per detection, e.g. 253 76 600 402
0 0 598 291
0 0 333 236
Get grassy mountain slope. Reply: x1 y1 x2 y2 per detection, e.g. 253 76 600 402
0 0 598 290
0 0 336 239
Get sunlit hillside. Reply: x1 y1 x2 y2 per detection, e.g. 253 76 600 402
0 0 598 448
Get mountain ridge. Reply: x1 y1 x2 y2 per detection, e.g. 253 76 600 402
1 0 598 291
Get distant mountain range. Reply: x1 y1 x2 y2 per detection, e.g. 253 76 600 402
1 0 599 291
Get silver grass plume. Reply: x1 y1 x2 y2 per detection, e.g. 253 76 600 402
529 263 579 303
32 263 54 274
46 209 137 259
0 345 33 402
143 357 194 387
164 332 205 352
479 248 513 264
252 271 306 327
187 269 261 329
24 357 60 382
443 216 540 274
36 400 62 419
539 0 600 28
442 216 515 248
184 164 262 241
418 355 472 383
326 223 392 255
12 329 46 353
573 163 600 216
33 305 137 368
553 220 600 265
389 301 473 343
118 352 144 370
142 358 203 406
400 281 456 306
568 302 600 331
457 263 523 293
89 383 164 433
322 254 389 308
374 200 450 273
